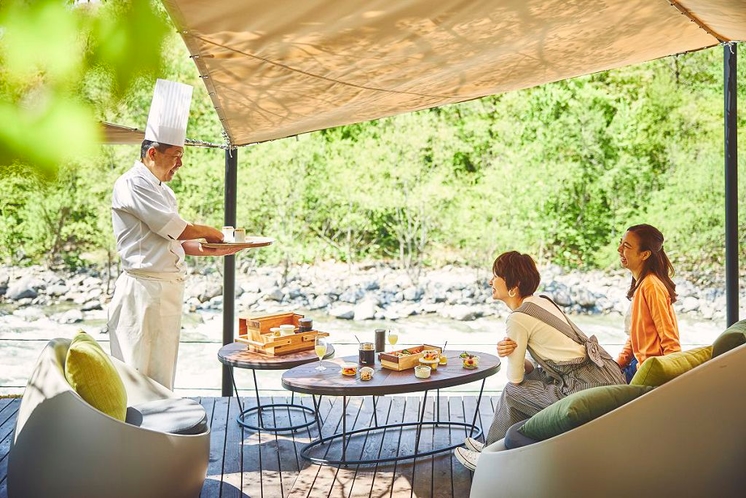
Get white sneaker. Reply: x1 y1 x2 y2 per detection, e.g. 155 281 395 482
464 437 484 452
454 447 479 471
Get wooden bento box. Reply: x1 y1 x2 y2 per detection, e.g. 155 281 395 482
378 344 442 371
236 311 329 356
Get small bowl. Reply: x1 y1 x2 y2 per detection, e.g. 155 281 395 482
422 349 440 361
341 364 358 376
462 355 480 369
414 365 432 379
359 366 374 381
279 324 296 336
270 327 281 337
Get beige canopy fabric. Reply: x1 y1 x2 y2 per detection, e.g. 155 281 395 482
101 122 145 145
160 0 746 147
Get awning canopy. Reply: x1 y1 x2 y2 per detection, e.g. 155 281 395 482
160 0 745 147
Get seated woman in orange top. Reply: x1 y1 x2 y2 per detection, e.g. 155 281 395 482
616 224 681 382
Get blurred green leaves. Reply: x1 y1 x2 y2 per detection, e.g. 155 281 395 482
0 0 168 179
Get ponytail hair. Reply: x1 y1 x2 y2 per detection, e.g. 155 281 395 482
626 224 677 303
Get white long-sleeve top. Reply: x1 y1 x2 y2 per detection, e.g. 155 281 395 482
504 295 587 383
111 161 188 273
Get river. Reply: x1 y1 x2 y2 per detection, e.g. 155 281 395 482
0 308 726 397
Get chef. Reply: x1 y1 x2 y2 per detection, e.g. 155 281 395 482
107 79 241 389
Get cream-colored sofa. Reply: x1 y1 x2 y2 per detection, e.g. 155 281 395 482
470 321 746 498
8 338 210 498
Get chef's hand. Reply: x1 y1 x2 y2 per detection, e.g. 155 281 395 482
496 337 517 357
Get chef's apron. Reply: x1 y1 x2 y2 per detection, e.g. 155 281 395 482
108 269 185 390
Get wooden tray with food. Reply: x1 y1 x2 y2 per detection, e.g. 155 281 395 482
237 311 328 356
378 344 442 371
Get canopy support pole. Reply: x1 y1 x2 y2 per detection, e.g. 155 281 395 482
222 147 238 396
724 44 739 327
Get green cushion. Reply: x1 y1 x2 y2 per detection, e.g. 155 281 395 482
630 346 712 387
712 320 746 358
519 385 653 441
64 331 127 421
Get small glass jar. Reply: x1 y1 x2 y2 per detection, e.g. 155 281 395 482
359 342 375 366
298 317 313 332
233 227 246 242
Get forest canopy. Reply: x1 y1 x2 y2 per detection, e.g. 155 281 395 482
0 2 744 276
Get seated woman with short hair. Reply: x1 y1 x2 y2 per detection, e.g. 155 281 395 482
455 251 625 471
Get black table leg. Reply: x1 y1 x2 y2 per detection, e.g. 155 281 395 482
234 368 318 432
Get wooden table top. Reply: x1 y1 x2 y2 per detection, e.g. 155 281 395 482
218 342 336 370
281 350 500 396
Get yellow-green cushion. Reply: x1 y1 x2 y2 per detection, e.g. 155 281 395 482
64 331 127 421
519 385 653 441
712 320 746 358
630 346 712 387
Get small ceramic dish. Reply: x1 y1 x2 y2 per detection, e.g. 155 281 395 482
359 366 374 381
414 365 432 379
419 357 439 370
341 364 358 376
270 327 281 337
279 324 296 336
462 355 480 369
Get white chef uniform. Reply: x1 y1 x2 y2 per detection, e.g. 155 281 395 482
107 79 192 390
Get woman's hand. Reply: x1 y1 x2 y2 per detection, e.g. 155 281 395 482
496 337 517 357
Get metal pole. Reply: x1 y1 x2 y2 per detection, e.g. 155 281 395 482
724 44 739 327
222 147 238 396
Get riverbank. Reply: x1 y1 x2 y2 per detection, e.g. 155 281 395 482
1 261 733 396
0 261 737 327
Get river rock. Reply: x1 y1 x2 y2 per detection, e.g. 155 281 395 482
6 277 44 301
57 309 84 324
329 304 355 320
353 300 377 321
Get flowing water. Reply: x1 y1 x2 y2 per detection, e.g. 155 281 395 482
0 308 726 397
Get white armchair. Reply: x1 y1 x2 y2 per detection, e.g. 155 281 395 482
8 337 210 498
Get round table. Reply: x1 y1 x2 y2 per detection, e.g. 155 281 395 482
218 342 335 432
282 350 500 466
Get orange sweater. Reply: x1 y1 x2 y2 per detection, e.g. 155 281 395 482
617 274 681 368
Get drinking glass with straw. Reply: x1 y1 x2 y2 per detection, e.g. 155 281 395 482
387 329 399 349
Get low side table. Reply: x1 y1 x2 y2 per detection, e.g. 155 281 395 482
282 350 500 466
218 342 335 432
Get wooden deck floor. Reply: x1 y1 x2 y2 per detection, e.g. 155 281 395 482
0 394 497 498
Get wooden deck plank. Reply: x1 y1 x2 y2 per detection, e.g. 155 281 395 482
239 395 266 497
348 396 394 497
0 398 20 498
431 395 456 498
451 397 474 496
220 397 245 498
288 395 346 498
201 396 226 498
387 396 422 497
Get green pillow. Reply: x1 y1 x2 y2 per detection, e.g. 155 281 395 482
630 346 712 387
65 331 127 421
712 320 746 358
519 385 653 441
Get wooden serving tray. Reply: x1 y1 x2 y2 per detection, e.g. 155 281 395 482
236 329 329 356
202 236 274 249
237 311 326 356
378 344 442 371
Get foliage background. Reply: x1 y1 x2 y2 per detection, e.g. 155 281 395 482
1 2 744 278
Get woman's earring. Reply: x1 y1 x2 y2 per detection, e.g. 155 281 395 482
508 289 516 298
